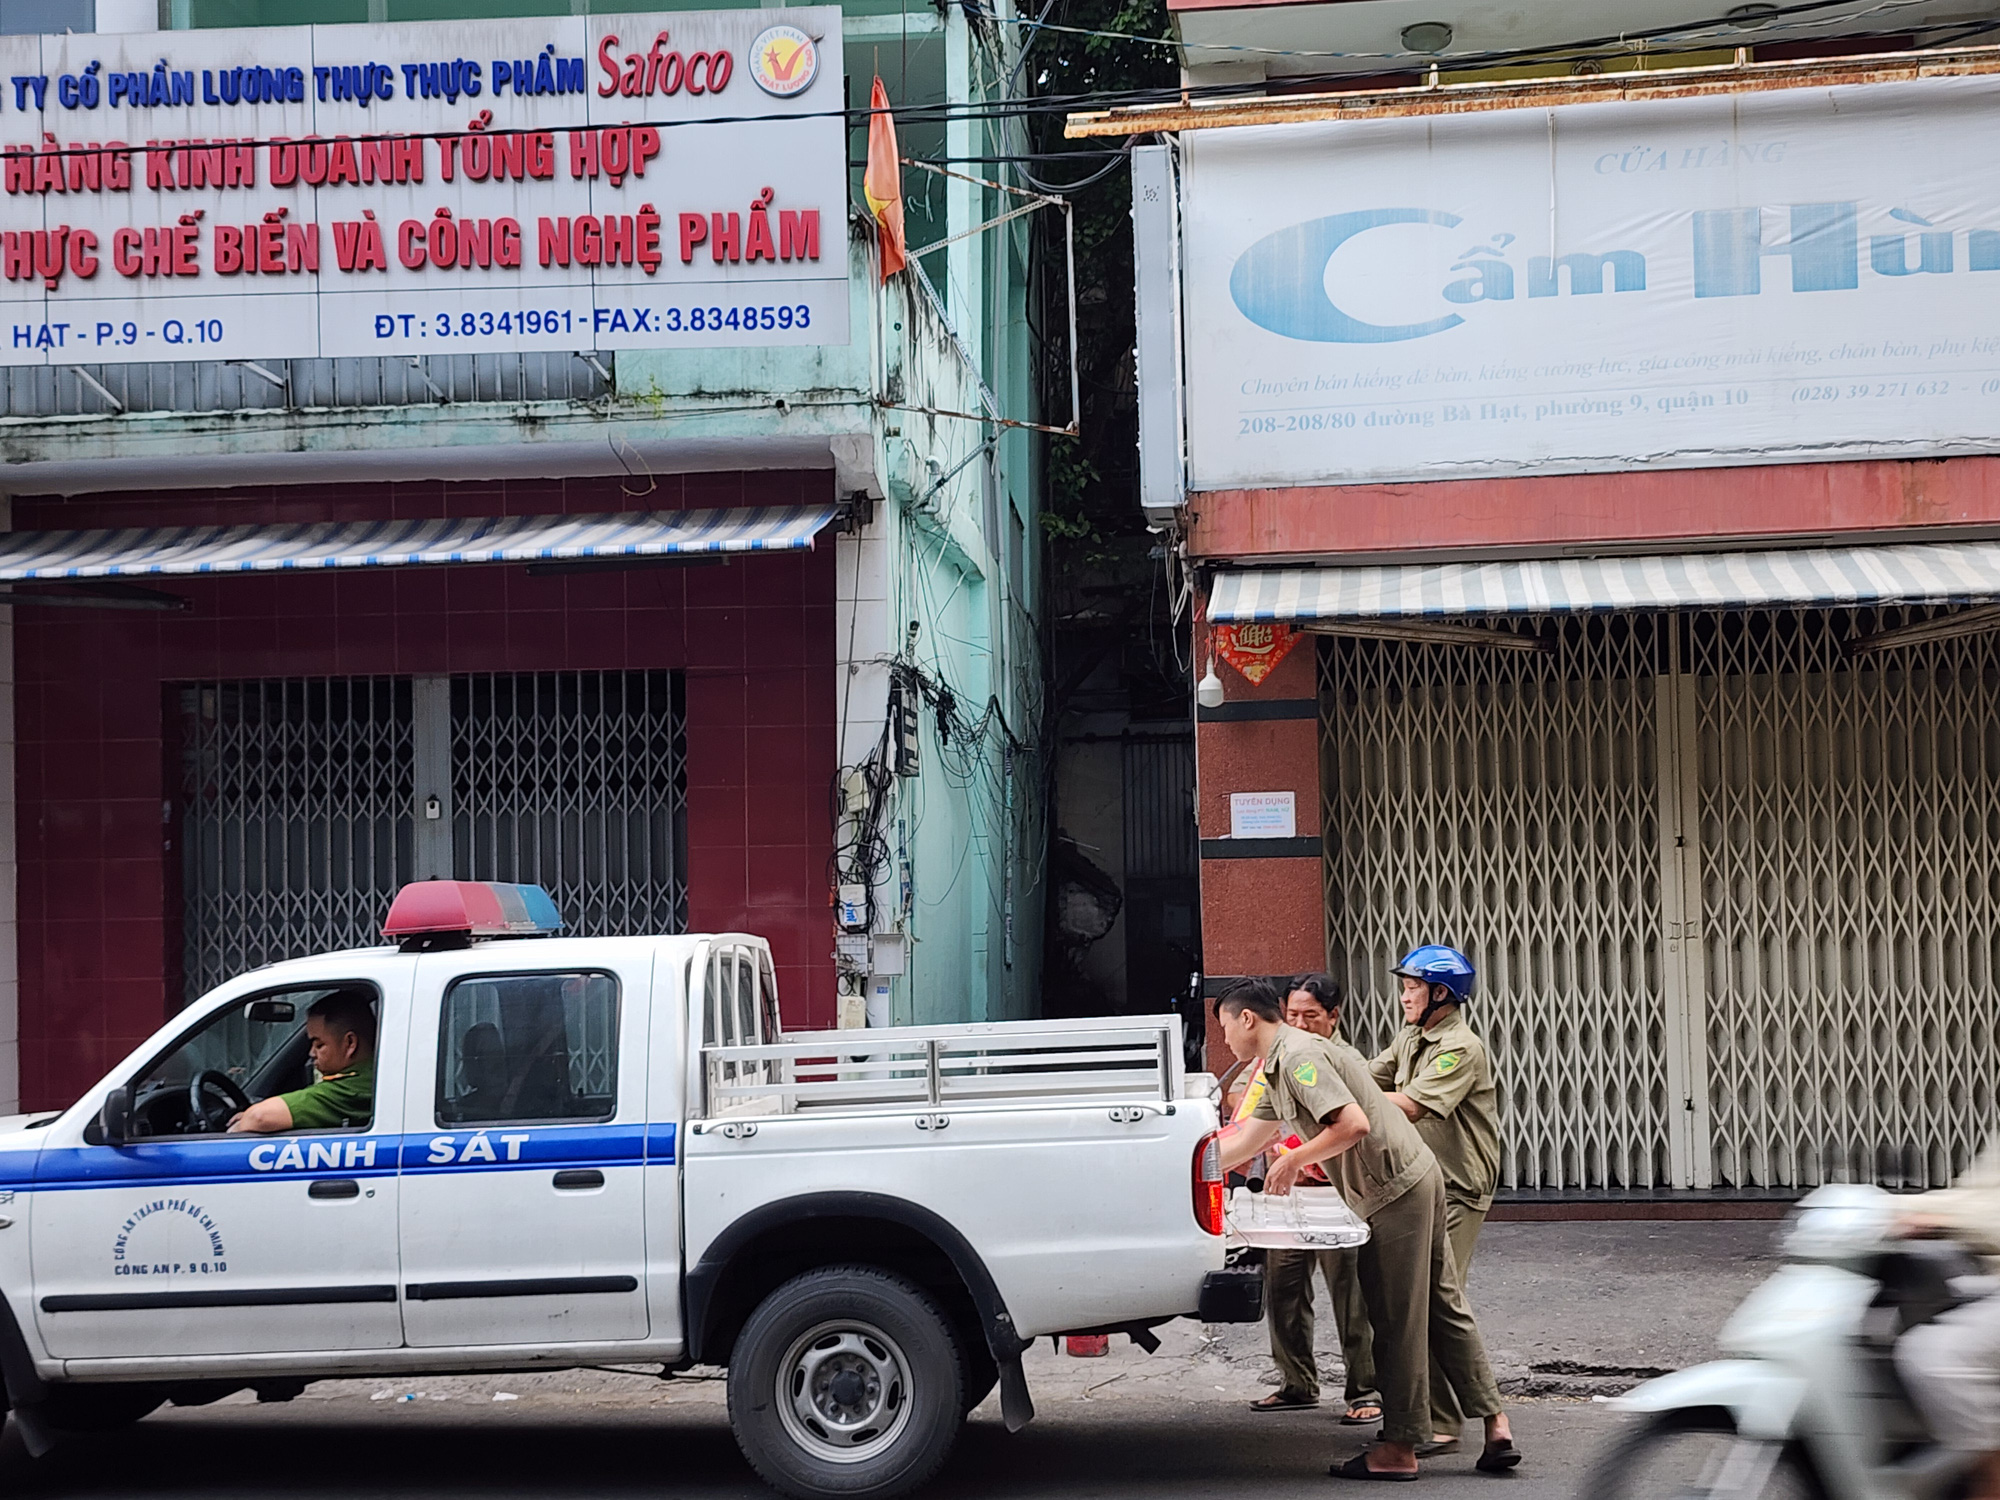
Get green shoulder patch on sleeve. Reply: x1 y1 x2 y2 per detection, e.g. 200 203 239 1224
1434 1052 1461 1074
1292 1061 1318 1087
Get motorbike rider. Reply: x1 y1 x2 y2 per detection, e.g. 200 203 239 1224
1895 1133 2000 1500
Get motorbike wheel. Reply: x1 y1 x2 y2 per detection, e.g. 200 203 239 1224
1578 1412 1823 1500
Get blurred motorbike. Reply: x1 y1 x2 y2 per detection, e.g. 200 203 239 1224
1581 1184 1997 1500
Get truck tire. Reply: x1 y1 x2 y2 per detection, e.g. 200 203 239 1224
727 1266 965 1500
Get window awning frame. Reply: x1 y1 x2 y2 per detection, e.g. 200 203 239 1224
0 504 841 584
1206 540 2000 626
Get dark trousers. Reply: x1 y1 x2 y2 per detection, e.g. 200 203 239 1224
1352 1168 1502 1447
1265 1247 1377 1402
1428 1198 1489 1435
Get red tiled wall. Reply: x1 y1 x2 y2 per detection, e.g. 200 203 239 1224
1195 639 1323 1072
13 472 838 1110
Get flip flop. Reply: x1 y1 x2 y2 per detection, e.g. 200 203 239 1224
1328 1454 1419 1482
1341 1399 1383 1425
1415 1438 1460 1457
1249 1391 1320 1412
1476 1439 1522 1474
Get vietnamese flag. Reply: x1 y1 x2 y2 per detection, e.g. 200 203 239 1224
864 76 907 283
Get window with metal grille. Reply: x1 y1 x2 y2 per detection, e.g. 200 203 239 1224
1319 618 1671 1194
174 670 687 1010
174 678 414 1006
451 671 688 940
1318 607 2000 1194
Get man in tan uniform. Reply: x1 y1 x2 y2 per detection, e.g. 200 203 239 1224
1249 974 1380 1423
1214 978 1518 1480
1372 944 1503 1454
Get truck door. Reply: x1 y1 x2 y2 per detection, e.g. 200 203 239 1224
397 942 653 1347
30 964 411 1360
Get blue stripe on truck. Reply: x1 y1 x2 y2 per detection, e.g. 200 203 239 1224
6 1121 677 1193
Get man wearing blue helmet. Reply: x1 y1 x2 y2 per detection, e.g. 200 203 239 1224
1373 944 1507 1465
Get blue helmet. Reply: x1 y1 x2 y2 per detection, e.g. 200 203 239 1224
1392 945 1476 1005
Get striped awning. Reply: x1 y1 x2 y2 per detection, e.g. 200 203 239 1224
1207 540 2000 622
0 505 837 581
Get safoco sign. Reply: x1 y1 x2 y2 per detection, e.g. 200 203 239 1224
0 8 846 365
1181 76 2000 488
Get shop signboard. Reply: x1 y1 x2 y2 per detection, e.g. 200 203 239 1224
1181 76 2000 488
0 8 846 363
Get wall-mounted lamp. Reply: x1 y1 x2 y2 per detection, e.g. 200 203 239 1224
1196 654 1225 710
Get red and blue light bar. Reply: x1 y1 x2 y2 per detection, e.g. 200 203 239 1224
383 880 564 940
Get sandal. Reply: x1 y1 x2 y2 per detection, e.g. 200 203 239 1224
1328 1453 1419 1482
1415 1438 1460 1457
1476 1439 1522 1474
1250 1390 1320 1412
1341 1398 1383 1425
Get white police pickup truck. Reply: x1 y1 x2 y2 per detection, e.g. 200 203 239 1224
0 882 1257 1498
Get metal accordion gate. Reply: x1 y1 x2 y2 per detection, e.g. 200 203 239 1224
1319 609 2000 1193
174 670 688 1007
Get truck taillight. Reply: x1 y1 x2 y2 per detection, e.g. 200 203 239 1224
1193 1132 1225 1236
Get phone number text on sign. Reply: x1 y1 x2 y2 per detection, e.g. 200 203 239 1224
334 289 834 356
376 304 816 338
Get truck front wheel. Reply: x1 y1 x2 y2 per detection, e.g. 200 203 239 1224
727 1266 965 1500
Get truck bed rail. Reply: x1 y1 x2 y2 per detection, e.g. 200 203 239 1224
701 1015 1182 1117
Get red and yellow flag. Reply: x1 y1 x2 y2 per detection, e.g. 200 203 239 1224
863 76 906 283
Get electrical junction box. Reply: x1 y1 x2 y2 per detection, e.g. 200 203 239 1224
836 883 868 930
869 932 906 976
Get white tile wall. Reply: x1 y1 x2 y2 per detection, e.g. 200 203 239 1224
833 521 892 1030
834 526 892 768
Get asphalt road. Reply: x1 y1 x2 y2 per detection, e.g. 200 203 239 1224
0 1220 1785 1500
0 1382 1620 1500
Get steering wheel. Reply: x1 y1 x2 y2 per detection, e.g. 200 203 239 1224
188 1070 252 1133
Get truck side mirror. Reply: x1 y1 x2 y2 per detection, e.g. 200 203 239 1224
100 1086 131 1147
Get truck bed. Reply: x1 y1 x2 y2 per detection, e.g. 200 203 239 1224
702 1014 1186 1118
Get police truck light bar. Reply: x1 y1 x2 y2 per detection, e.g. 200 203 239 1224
383 881 564 941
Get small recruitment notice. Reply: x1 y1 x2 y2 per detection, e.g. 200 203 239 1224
0 9 847 364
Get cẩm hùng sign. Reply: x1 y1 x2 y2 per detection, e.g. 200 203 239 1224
0 9 846 365
1181 74 2000 488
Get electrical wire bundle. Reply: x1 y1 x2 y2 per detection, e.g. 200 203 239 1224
827 650 1043 937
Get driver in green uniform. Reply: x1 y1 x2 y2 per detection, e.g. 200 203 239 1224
227 991 376 1133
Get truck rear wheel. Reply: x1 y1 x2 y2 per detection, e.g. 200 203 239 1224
727 1266 965 1500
